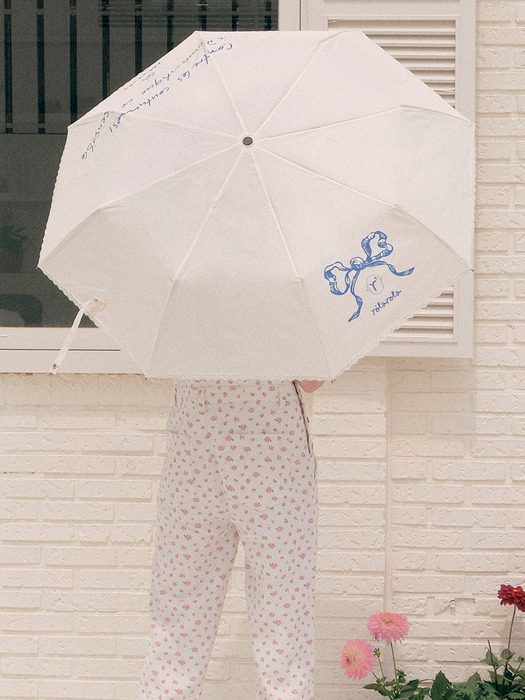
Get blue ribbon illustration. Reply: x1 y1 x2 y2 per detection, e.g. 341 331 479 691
324 231 415 322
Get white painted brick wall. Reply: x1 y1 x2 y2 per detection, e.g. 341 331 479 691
2 3 525 698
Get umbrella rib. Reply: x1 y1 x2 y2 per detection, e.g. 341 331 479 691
196 30 247 135
257 104 470 142
252 30 370 140
254 143 402 210
123 145 240 206
43 144 242 261
147 148 245 372
107 111 241 141
253 39 328 139
172 149 244 281
249 150 332 376
255 144 473 269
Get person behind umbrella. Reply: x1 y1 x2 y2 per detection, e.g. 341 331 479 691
139 377 323 699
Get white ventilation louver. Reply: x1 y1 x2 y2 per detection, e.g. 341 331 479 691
333 19 457 106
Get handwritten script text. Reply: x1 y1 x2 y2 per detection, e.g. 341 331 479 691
80 38 234 161
371 289 402 316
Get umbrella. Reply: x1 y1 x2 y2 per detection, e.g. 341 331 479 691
39 30 475 380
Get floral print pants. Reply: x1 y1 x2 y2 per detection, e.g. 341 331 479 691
139 379 319 699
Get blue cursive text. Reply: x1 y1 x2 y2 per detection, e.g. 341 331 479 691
80 38 234 161
371 289 402 316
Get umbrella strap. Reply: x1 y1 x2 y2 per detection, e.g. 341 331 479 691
51 297 105 375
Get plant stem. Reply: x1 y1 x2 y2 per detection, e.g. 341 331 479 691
488 639 500 696
506 604 516 656
502 605 517 696
391 644 399 694
377 651 386 680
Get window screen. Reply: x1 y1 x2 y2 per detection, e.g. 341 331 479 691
0 0 278 327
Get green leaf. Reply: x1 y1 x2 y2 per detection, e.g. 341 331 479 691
396 683 425 699
484 650 502 668
400 688 424 698
465 672 482 686
364 681 394 696
431 671 454 700
501 649 514 661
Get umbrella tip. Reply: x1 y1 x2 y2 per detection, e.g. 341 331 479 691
242 136 254 147
91 297 106 312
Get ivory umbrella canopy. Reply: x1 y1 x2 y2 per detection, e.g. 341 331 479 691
39 30 475 380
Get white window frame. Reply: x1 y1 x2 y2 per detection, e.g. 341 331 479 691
0 0 475 373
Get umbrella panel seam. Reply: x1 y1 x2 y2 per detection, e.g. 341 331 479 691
40 144 242 264
79 112 243 141
196 30 248 136
257 104 472 142
249 150 332 377
254 145 473 267
253 39 327 139
146 148 246 372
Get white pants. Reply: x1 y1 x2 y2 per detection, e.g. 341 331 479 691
140 379 319 699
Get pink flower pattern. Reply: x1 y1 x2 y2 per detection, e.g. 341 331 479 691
139 379 319 699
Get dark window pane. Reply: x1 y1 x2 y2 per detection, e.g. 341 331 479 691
1 0 278 327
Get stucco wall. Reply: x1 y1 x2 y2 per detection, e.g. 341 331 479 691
1 2 525 698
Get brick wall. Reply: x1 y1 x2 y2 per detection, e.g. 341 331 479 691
1 2 525 698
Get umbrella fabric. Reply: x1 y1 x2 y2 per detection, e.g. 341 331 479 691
39 30 475 380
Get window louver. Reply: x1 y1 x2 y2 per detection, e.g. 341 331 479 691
332 19 457 106
386 286 455 342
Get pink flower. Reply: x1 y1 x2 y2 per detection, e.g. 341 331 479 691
367 612 409 645
340 639 377 680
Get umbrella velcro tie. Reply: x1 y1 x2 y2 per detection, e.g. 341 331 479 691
51 297 106 375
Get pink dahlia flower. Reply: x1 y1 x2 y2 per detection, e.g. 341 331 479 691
367 612 410 645
340 639 377 680
498 584 525 613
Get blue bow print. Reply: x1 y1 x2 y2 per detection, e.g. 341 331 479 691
324 231 415 322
